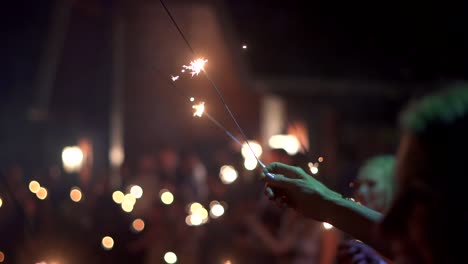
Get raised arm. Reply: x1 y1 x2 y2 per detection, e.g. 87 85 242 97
262 162 392 259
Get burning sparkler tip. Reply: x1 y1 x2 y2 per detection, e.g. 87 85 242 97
192 102 205 117
171 75 179 82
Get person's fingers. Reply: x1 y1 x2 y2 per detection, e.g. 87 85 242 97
264 162 304 179
263 173 298 190
264 186 275 199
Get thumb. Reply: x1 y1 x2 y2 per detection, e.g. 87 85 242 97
263 173 297 190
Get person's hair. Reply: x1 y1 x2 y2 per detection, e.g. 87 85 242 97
383 84 468 263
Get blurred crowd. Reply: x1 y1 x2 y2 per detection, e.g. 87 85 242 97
0 143 351 264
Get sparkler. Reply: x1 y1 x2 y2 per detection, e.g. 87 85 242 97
192 102 268 168
158 0 273 177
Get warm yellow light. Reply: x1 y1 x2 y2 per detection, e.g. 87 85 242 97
123 193 136 206
101 236 114 250
244 158 258 171
29 180 41 193
160 190 174 205
132 218 145 232
192 102 205 117
130 185 143 199
241 141 262 159
183 58 208 77
0 197 3 208
224 260 232 264
308 162 319 175
70 187 82 202
189 202 203 214
219 165 238 184
189 214 203 226
36 187 48 200
0 250 4 262
121 202 134 213
322 222 333 230
189 97 195 102
268 134 300 155
210 204 225 218
62 146 84 173
164 252 177 264
112 191 124 204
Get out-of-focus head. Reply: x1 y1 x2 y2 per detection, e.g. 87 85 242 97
382 84 468 264
354 155 395 212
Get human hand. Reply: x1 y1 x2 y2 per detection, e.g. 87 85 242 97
262 162 339 221
337 240 387 264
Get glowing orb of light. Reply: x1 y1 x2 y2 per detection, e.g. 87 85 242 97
101 236 114 250
0 251 4 262
62 146 84 173
268 134 300 155
131 218 145 232
36 187 48 200
164 252 177 264
70 187 82 202
112 191 125 204
241 141 262 159
189 202 203 214
322 222 333 230
219 165 238 184
160 189 174 205
121 202 134 213
308 162 319 175
318 156 324 162
244 158 258 171
210 203 225 218
242 44 247 49
29 180 41 193
0 197 3 208
130 185 143 199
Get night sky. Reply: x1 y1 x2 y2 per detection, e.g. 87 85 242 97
225 0 468 82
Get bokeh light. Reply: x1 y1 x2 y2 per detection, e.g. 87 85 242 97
322 222 333 230
189 202 203 214
164 252 177 264
219 165 238 184
268 134 300 155
241 141 262 159
131 218 145 232
101 236 114 250
123 193 136 206
121 202 134 213
112 191 124 204
36 187 48 200
244 158 258 170
308 162 319 175
0 251 4 262
0 197 3 208
29 180 41 193
130 185 143 199
210 203 225 218
61 146 84 173
70 187 82 202
318 156 324 162
160 189 174 205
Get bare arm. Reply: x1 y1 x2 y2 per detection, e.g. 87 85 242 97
263 162 393 259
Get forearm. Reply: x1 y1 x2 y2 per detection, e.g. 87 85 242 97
319 192 393 259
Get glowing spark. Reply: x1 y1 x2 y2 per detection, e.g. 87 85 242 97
189 97 195 102
171 75 179 82
322 222 333 230
181 69 185 73
242 44 247 49
193 102 205 117
182 58 208 77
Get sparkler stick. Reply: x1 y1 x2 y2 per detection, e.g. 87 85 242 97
192 102 268 168
158 0 266 170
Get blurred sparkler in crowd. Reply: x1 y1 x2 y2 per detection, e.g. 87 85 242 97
182 58 207 77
